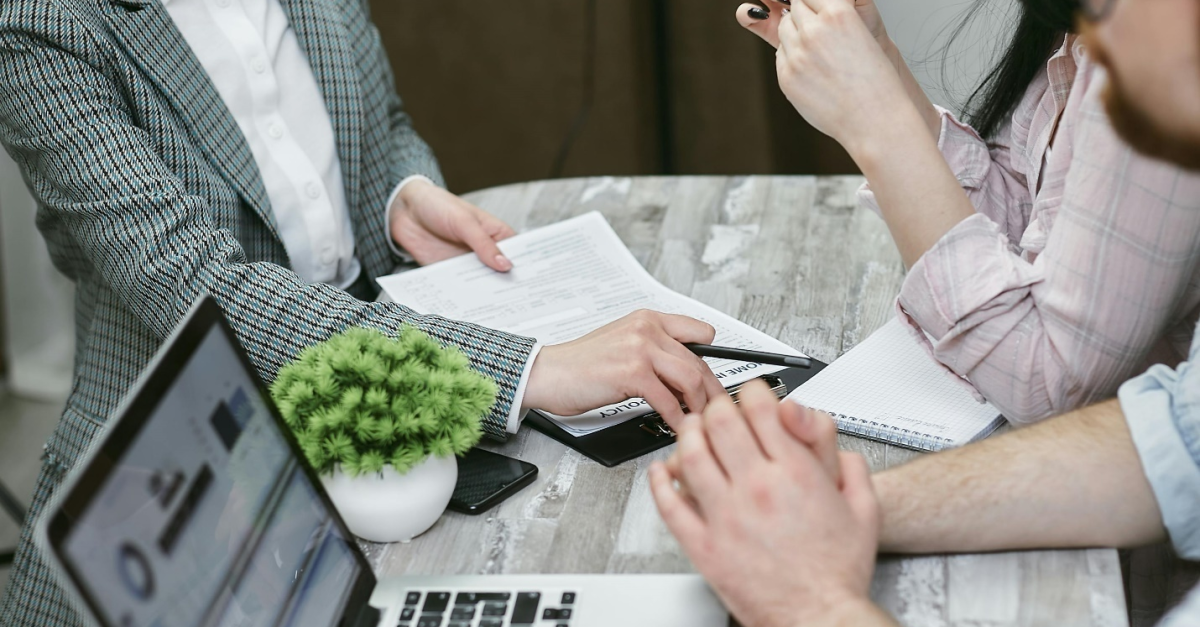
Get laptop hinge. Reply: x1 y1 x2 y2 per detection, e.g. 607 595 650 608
348 604 381 627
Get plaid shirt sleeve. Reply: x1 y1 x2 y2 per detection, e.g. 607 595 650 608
898 72 1200 424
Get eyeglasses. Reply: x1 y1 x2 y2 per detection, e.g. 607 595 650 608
1078 0 1117 22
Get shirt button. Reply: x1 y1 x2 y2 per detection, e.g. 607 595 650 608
305 182 322 200
214 0 230 7
250 57 267 74
320 247 335 265
267 123 284 139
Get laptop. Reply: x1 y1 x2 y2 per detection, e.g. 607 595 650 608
39 296 729 627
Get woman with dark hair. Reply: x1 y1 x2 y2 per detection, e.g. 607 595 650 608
736 0 1200 424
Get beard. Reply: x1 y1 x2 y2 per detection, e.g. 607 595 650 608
1083 23 1200 171
1103 71 1200 171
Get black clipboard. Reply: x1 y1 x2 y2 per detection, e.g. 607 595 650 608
524 361 828 467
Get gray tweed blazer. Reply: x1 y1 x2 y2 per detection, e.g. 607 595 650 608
0 1 535 624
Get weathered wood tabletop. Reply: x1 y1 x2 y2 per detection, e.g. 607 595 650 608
372 176 1128 627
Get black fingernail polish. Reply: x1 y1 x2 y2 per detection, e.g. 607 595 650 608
780 0 791 4
748 6 769 20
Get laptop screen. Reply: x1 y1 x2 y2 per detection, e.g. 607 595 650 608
57 320 365 627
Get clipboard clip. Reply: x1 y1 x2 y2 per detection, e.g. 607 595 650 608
636 374 789 439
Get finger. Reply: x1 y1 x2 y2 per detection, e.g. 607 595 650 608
674 416 729 512
838 452 881 532
649 462 708 548
652 352 713 419
778 3 802 51
665 450 683 479
474 207 518 241
640 376 688 428
779 402 842 486
735 3 782 48
638 311 717 345
737 380 794 460
792 0 820 16
456 212 514 272
701 393 764 480
666 419 697 504
650 332 726 411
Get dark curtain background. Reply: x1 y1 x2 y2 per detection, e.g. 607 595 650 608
369 0 857 194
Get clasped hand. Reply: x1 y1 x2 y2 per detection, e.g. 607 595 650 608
651 381 884 627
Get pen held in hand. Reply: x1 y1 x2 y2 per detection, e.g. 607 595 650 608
684 344 812 369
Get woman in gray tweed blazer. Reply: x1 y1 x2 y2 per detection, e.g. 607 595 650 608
0 1 726 625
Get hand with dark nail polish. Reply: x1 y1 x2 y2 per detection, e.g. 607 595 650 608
748 6 769 20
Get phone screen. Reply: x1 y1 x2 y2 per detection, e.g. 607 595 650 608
448 449 538 515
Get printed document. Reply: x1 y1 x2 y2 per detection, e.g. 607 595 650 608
377 212 806 436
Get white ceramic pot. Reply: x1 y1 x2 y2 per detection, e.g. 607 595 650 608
320 454 458 543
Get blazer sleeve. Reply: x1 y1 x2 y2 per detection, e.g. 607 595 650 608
0 14 532 439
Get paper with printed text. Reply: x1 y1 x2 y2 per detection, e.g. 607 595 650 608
377 212 806 435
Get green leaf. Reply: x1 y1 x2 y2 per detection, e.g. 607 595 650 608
357 450 386 475
323 432 355 462
427 436 454 459
390 441 427 474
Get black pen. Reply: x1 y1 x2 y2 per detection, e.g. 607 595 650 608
684 344 812 369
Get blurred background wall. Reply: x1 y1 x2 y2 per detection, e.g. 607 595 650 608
371 0 1018 194
0 151 74 401
0 0 1016 388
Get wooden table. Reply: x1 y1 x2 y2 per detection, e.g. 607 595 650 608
370 176 1128 627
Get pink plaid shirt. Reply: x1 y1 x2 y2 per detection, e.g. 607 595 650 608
860 36 1200 424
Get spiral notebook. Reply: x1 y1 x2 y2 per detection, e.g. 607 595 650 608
786 318 1004 452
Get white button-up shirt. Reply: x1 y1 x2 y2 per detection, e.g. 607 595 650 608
162 0 360 288
161 0 538 431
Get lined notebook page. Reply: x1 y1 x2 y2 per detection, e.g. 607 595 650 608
786 319 1004 452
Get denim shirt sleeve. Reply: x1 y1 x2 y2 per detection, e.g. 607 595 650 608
1119 324 1200 559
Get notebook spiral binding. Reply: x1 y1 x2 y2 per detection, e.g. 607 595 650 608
824 411 954 453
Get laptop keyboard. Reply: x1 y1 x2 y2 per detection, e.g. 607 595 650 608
398 589 578 627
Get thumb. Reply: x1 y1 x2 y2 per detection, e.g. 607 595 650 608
735 3 782 48
839 451 881 535
779 401 842 486
457 214 514 272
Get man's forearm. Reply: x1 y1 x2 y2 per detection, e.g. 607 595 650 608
799 598 900 627
875 399 1166 554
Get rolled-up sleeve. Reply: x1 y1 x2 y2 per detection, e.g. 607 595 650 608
877 68 1200 425
858 105 1032 246
1120 341 1200 559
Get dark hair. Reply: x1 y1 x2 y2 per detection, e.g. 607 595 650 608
957 0 1080 139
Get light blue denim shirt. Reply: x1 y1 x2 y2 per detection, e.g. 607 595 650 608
1119 323 1200 626
1119 322 1200 560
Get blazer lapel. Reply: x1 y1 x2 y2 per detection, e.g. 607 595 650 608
279 0 365 219
102 0 281 242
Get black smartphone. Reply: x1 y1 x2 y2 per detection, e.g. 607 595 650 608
448 448 539 515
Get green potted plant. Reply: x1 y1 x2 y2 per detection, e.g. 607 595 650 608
270 325 496 543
